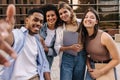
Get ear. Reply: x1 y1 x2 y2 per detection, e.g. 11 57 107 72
24 18 30 28
25 18 29 24
6 4 16 26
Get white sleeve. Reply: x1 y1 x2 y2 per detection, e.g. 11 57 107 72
54 27 63 55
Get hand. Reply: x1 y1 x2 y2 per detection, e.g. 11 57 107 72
40 37 45 46
70 44 83 52
0 4 17 67
89 69 103 79
87 67 94 72
6 4 16 30
44 72 51 80
40 37 49 52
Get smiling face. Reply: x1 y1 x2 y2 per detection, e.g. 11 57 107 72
59 8 71 23
83 11 98 28
46 10 57 27
25 12 44 35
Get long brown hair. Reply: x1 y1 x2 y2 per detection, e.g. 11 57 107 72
40 4 61 28
79 7 100 45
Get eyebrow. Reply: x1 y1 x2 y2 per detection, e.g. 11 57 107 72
34 16 39 19
34 17 43 20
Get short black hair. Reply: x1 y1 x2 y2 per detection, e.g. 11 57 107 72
27 8 44 17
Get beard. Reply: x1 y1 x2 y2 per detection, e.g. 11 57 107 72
28 29 39 35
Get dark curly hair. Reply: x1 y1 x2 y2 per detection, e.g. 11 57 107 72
40 4 62 28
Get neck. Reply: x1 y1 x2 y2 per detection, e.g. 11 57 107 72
29 32 34 36
48 24 55 30
86 28 94 36
65 21 71 25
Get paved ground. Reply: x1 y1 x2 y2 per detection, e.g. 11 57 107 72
51 42 120 80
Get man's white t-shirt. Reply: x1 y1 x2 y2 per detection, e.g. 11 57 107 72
11 34 38 80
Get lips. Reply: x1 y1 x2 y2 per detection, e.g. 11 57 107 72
49 21 54 24
83 20 93 27
48 19 56 25
61 16 66 20
85 20 92 25
48 19 56 23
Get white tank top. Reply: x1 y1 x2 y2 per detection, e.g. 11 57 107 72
45 28 55 47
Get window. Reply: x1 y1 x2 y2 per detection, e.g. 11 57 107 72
0 8 3 14
15 0 18 4
62 0 119 37
40 0 44 4
23 0 27 4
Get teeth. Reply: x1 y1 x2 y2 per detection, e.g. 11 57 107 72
86 21 91 24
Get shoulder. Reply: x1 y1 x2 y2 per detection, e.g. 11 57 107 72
101 31 113 40
12 28 21 35
12 27 27 36
56 25 64 31
101 30 114 45
12 27 27 40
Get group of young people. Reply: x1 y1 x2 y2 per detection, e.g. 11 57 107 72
0 1 119 80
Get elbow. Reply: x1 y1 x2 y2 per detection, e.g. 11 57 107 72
113 57 120 66
112 52 120 65
116 57 120 65
118 56 120 64
116 54 120 65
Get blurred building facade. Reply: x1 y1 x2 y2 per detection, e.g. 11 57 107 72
0 0 119 37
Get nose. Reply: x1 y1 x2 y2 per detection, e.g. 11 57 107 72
60 14 65 20
36 21 40 25
49 16 53 20
49 16 52 19
36 21 43 27
61 13 65 17
85 17 91 22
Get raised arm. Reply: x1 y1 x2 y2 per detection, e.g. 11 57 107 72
0 4 17 67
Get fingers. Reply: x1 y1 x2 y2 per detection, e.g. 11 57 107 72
0 39 17 66
0 53 10 67
6 4 16 18
0 20 9 39
0 38 17 59
70 44 83 52
6 4 16 28
88 68 94 72
0 4 16 67
89 69 102 79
